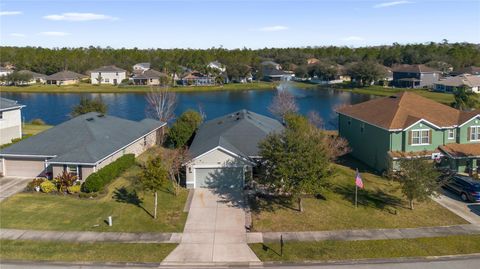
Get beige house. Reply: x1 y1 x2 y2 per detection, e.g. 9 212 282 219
46 70 86 85
434 74 480 93
0 113 165 179
90 65 127 85
131 69 168 85
185 110 284 189
0 98 25 145
17 70 47 84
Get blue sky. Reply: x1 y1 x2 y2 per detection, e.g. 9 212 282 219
0 0 479 49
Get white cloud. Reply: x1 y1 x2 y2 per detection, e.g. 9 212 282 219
43 12 117 22
0 11 22 16
10 33 26 38
38 31 70 36
373 1 412 8
257 25 289 32
342 36 365 41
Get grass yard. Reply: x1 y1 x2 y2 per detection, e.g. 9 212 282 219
0 148 188 232
23 123 52 136
0 240 176 263
250 235 480 262
0 81 277 93
250 162 467 232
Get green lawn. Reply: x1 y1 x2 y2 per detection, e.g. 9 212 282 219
250 163 467 232
0 148 188 232
0 240 176 263
250 235 480 262
0 81 277 93
23 123 52 136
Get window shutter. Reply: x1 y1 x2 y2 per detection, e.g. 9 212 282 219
429 130 432 144
467 127 471 141
408 130 412 145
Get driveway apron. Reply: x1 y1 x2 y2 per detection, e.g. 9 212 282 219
162 188 260 264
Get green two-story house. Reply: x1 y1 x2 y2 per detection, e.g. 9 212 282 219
337 92 480 173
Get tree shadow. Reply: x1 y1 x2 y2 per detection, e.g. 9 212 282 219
249 192 305 214
337 155 382 175
333 184 404 210
113 187 153 218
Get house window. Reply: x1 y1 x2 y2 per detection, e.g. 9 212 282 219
105 78 110 83
0 112 3 119
143 136 147 146
360 123 365 133
448 129 455 140
470 126 480 141
347 119 351 126
67 165 78 176
411 129 430 145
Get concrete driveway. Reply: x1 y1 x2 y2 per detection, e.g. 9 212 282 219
162 188 260 265
433 189 480 225
0 177 31 202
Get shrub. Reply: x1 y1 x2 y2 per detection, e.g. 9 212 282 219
25 178 46 192
40 180 56 193
30 118 46 125
81 154 135 193
67 185 81 194
54 171 77 193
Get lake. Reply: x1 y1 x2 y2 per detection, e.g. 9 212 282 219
1 84 373 130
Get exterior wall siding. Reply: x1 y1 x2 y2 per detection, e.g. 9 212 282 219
0 108 22 145
458 116 480 144
90 71 126 85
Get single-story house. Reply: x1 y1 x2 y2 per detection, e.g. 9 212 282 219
0 98 25 145
263 69 295 82
0 113 165 179
90 65 127 85
17 70 47 84
133 62 151 72
46 71 87 85
131 69 168 85
181 71 215 86
185 109 284 189
434 74 480 93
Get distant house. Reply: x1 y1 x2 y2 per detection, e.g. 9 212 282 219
307 58 320 65
46 71 86 85
337 92 480 173
17 70 47 84
131 69 168 85
451 66 480 76
0 113 165 178
0 98 25 145
181 71 215 86
0 67 13 77
434 74 480 93
263 69 295 82
207 61 226 73
392 64 441 88
133 63 151 72
261 60 281 71
90 65 127 85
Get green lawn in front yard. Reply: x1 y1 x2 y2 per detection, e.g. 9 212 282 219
250 163 467 232
0 81 277 93
0 240 176 263
0 148 188 233
250 235 480 262
23 123 52 136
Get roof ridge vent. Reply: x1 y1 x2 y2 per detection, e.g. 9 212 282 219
86 117 94 121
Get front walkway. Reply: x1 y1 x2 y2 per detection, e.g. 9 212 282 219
162 188 260 265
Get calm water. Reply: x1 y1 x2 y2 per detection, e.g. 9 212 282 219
1 84 373 130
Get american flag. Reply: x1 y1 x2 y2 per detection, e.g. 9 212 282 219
355 169 364 189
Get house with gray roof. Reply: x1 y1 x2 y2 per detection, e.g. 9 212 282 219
185 109 284 189
434 74 480 93
133 62 151 72
17 70 47 84
0 98 25 145
90 65 127 85
46 70 87 85
0 112 165 179
131 69 168 85
392 64 441 88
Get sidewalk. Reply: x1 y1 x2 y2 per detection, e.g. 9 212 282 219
0 229 181 243
246 224 480 243
2 224 479 244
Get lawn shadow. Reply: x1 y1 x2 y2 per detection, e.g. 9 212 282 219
249 193 300 214
113 187 154 218
261 243 282 257
333 184 403 211
337 155 381 176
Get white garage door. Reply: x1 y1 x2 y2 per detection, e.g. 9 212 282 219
195 167 243 189
4 158 45 177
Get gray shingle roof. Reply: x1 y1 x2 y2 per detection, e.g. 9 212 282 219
0 97 25 112
46 70 86 81
132 69 167 79
189 110 284 159
91 65 126 73
17 70 47 79
135 62 151 69
0 113 165 164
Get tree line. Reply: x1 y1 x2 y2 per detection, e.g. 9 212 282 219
1 42 479 75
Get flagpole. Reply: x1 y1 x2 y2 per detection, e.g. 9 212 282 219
355 184 358 208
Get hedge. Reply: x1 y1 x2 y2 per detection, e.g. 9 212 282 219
81 154 135 193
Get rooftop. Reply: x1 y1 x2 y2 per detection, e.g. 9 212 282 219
0 97 25 112
392 64 440 74
189 109 284 159
17 70 47 78
46 70 86 81
0 113 165 164
436 74 480 88
337 92 480 130
91 65 126 73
